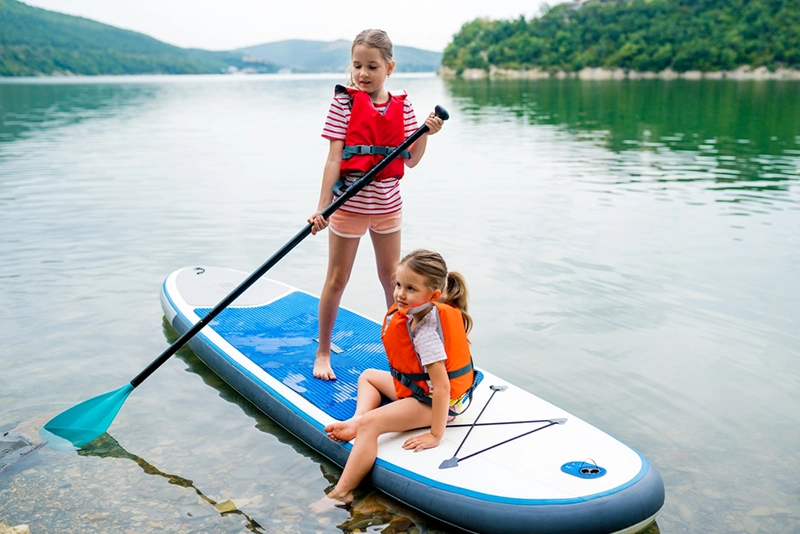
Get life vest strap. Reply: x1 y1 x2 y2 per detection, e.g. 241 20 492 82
447 362 474 380
390 361 477 418
342 145 411 160
391 367 429 399
391 361 474 383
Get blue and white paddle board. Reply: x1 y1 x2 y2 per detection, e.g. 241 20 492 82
160 266 664 534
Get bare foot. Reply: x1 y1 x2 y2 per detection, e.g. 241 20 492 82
324 416 361 442
313 353 336 381
309 488 353 514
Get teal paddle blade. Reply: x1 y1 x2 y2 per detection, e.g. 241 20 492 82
43 383 134 448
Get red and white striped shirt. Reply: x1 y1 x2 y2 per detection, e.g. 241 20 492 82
322 91 418 215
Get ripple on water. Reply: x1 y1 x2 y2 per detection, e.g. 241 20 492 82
2 76 800 534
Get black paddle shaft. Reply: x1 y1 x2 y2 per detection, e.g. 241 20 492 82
131 105 450 388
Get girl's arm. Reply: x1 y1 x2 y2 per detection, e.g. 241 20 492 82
405 113 444 168
308 139 344 234
402 360 450 452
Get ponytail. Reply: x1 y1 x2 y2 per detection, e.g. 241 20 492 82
443 271 472 335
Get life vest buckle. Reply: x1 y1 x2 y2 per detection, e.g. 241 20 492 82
342 145 411 160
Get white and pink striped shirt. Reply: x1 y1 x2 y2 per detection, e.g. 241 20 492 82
322 91 418 215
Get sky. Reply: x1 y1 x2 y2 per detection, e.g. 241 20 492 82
20 0 557 52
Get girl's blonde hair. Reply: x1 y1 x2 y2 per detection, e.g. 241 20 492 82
347 29 394 88
399 249 472 335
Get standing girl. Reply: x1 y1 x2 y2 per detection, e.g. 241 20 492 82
311 250 474 511
308 29 445 380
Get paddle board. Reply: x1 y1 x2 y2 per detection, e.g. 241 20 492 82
160 266 664 534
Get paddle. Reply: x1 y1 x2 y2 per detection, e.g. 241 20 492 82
43 105 450 448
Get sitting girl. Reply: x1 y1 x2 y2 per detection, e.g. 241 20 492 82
312 249 474 511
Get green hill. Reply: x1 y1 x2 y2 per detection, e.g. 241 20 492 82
443 0 800 75
236 39 443 73
0 0 442 77
0 0 275 76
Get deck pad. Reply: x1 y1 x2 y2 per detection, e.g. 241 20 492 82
198 292 481 421
198 292 388 422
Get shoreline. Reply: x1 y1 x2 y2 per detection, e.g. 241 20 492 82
439 65 800 81
0 71 437 81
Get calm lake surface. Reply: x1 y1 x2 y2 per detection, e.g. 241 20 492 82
1 73 798 533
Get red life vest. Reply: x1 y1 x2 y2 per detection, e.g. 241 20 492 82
337 85 409 181
382 301 475 409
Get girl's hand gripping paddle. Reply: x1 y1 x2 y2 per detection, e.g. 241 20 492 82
43 105 450 448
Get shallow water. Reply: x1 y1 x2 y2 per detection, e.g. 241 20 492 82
1 73 798 533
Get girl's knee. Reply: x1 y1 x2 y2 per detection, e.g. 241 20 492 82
359 369 392 394
359 369 381 384
325 271 350 292
358 370 385 399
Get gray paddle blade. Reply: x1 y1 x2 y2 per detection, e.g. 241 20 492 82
439 457 459 469
552 418 568 425
490 385 508 392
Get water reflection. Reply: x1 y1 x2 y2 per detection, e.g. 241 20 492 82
163 318 459 533
2 74 796 534
79 433 266 532
0 81 154 145
444 78 800 202
163 318 321 450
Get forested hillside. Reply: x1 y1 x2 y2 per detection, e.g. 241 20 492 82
0 0 274 76
0 0 441 76
443 0 800 74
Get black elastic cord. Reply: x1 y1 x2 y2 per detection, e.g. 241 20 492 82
457 422 559 464
447 419 555 428
453 387 500 458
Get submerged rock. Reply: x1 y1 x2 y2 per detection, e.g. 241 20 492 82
1 432 31 456
1 432 36 473
1 417 47 474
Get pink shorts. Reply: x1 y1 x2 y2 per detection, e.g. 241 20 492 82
329 209 402 238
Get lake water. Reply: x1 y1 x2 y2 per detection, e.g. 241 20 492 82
1 73 798 533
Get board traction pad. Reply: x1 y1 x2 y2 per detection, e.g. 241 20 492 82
198 291 481 421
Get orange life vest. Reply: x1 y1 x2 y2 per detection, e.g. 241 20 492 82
337 85 409 181
382 301 475 410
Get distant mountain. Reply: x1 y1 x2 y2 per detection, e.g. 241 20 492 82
236 39 443 73
0 0 441 77
0 0 276 76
